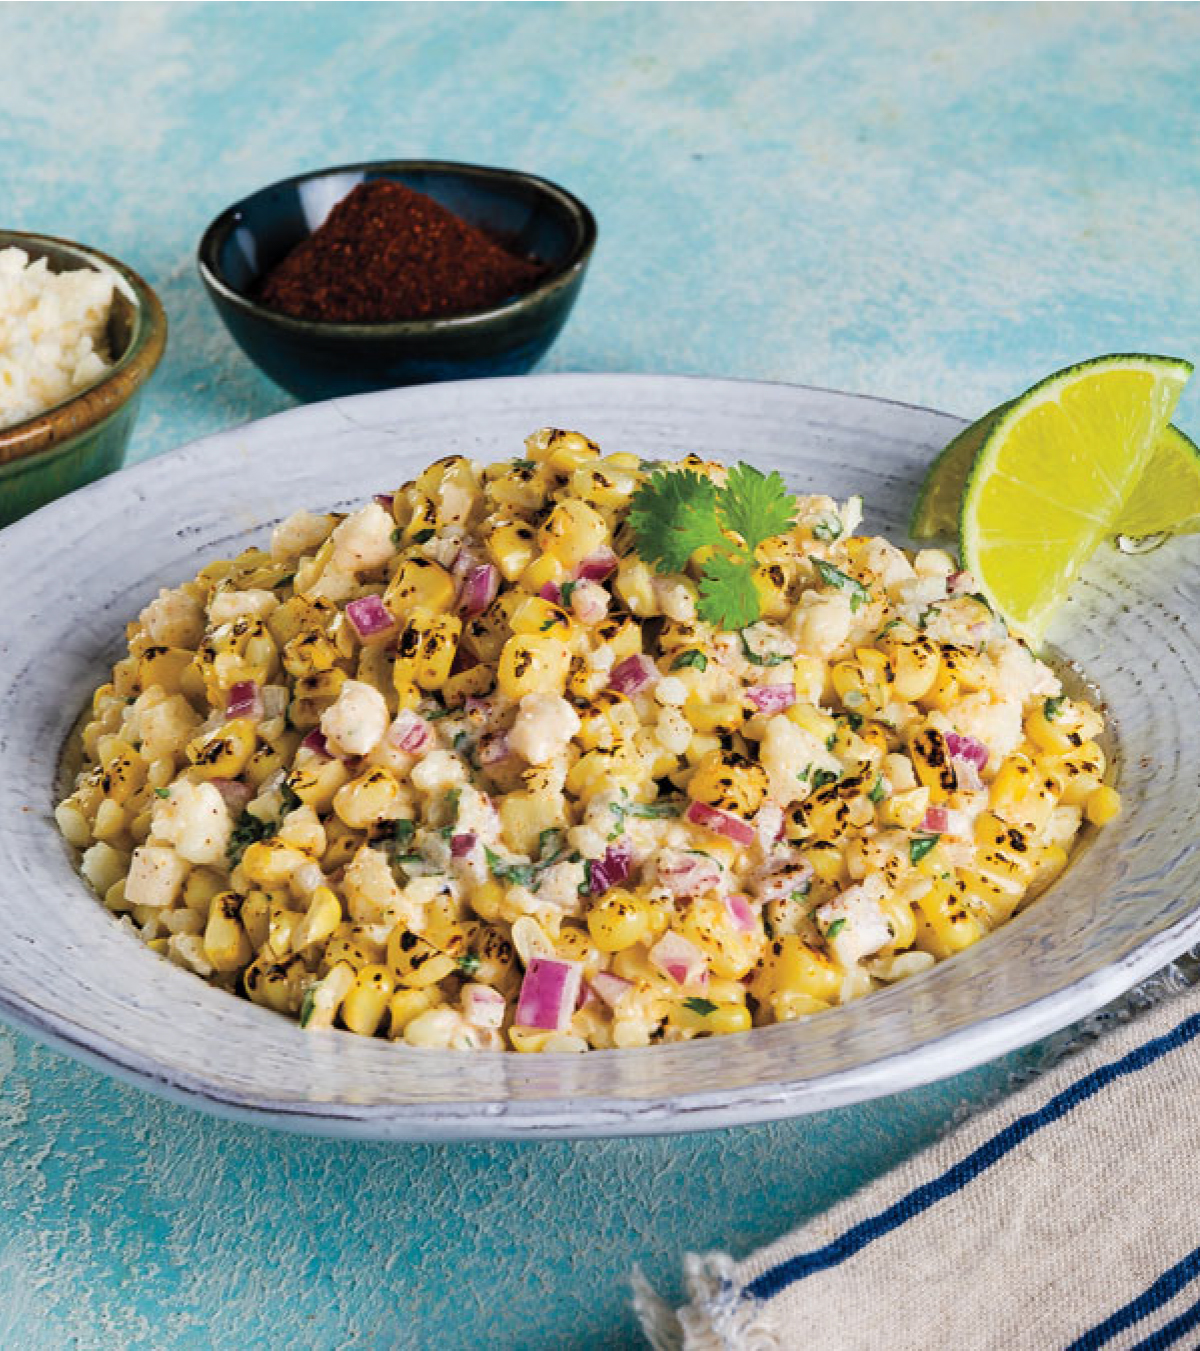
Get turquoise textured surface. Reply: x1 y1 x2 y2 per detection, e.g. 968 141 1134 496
3 4 1199 1346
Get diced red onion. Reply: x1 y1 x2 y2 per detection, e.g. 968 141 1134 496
225 680 262 721
450 832 477 859
373 493 394 511
922 806 950 834
463 695 494 721
753 862 816 906
346 594 396 640
723 893 758 934
589 972 633 1010
923 807 971 837
458 564 500 618
588 840 632 895
301 729 332 759
575 548 617 582
515 957 582 1032
388 710 433 756
649 931 708 988
539 582 561 604
609 654 659 696
450 545 479 577
685 800 757 847
656 849 722 898
745 684 796 715
945 731 989 769
210 778 253 813
946 570 977 596
569 580 610 625
478 732 511 765
462 984 506 1029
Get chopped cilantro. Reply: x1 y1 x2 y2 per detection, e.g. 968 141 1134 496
797 764 811 783
917 603 939 630
909 834 940 864
280 783 302 815
869 776 886 804
444 788 461 816
412 528 436 544
298 987 317 1029
390 528 402 546
608 789 682 836
390 818 416 853
559 580 578 607
811 514 843 542
226 810 273 866
513 458 536 471
842 706 863 727
789 883 812 902
812 558 871 613
671 650 708 672
154 787 171 799
272 573 296 590
738 630 789 667
1044 695 1066 721
456 952 481 977
825 918 847 940
425 704 453 720
812 769 839 791
683 997 718 1016
877 617 903 638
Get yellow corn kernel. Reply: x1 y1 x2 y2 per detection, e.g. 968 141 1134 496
973 812 1038 885
754 935 841 1004
323 922 384 973
568 458 640 513
1025 698 1083 755
576 691 637 750
1051 740 1107 807
520 553 568 595
509 594 573 640
538 500 609 569
103 879 132 913
292 886 343 951
989 755 1061 833
683 701 745 735
267 594 338 648
244 953 307 1014
289 668 348 731
567 744 648 798
801 841 848 887
772 991 833 1022
685 748 768 817
384 987 440 1038
186 718 258 781
281 630 341 680
286 756 351 813
679 894 764 980
545 434 602 475
1085 784 1121 827
98 740 148 805
878 635 939 703
386 926 458 988
498 791 566 856
959 869 1024 925
442 663 496 707
752 562 793 621
613 556 658 616
393 610 462 691
487 520 539 581
879 893 918 950
136 646 195 696
1025 844 1070 900
508 1026 554 1054
880 786 931 831
91 798 128 844
667 999 752 1036
913 878 986 959
333 767 402 829
587 890 652 952
786 701 838 746
469 879 506 922
266 904 300 959
342 964 395 1036
384 556 456 615
239 839 308 887
237 890 270 950
497 633 571 699
203 891 253 972
908 726 956 803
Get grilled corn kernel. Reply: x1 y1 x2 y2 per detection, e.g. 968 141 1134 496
342 964 395 1036
880 786 931 831
386 926 458 988
754 935 841 1004
989 755 1061 833
244 953 307 1014
908 726 956 803
487 521 539 581
786 701 838 745
393 610 462 691
384 987 440 1038
1085 784 1121 826
683 701 745 735
497 633 571 699
384 557 455 615
879 636 939 703
538 500 608 567
286 756 351 812
239 839 308 887
333 767 402 829
686 748 768 817
679 894 764 980
913 878 986 959
509 594 573 639
587 889 651 952
204 892 252 972
1052 740 1107 806
614 557 658 616
186 718 257 781
292 886 343 951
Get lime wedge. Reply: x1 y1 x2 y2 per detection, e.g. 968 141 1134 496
912 410 1200 542
959 354 1192 639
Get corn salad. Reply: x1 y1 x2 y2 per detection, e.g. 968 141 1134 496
56 429 1118 1053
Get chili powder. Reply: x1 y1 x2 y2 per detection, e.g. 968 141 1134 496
258 179 546 323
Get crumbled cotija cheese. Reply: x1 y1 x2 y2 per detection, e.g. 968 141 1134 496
0 246 115 430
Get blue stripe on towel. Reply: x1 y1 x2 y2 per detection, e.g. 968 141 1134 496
1067 1248 1200 1350
746 1011 1200 1304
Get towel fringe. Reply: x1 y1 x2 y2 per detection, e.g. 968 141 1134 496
635 1253 780 1351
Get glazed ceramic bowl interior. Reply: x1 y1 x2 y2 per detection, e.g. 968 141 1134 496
0 229 167 523
1 373 1198 1141
196 160 595 399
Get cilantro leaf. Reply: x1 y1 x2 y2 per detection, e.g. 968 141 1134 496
811 768 839 791
909 835 940 865
226 810 273 867
697 552 761 629
811 513 843 542
627 467 725 574
456 952 481 977
738 629 789 667
825 918 847 940
812 558 871 613
716 464 796 552
154 787 171 799
683 997 718 1016
671 650 708 672
298 986 317 1029
869 776 886 804
1043 695 1066 721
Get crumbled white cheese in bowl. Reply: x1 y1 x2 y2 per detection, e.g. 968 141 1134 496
0 245 116 430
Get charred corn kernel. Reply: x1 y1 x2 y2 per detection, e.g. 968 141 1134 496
545 434 602 475
801 841 848 887
917 658 960 712
267 594 337 648
1052 741 1108 806
786 701 838 745
244 953 307 1014
973 812 1038 884
914 878 986 959
54 800 92 849
755 935 841 1004
567 744 647 797
281 631 341 680
322 922 382 973
686 748 768 817
509 594 573 638
879 894 918 950
136 646 194 695
187 718 257 780
266 904 299 961
387 926 458 988
587 889 651 952
286 756 350 813
537 500 609 568
787 653 825 704
679 894 764 980
683 701 745 735
342 964 395 1036
593 615 642 666
289 668 348 730
668 999 752 1035
290 886 342 951
487 520 538 581
392 610 462 691
1026 698 1084 755
1026 844 1070 900
91 798 128 844
880 786 931 830
753 562 793 620
614 556 658 616
238 891 271 950
442 663 495 706
98 740 148 804
772 991 833 1021
960 869 1023 925
989 755 1061 833
204 892 252 971
909 726 956 803
1085 784 1121 826
520 553 568 594
469 879 506 922
497 633 571 699
239 839 308 887
880 636 940 703
384 987 440 1038
576 691 637 750
384 556 455 615
321 816 365 870
468 924 518 987
568 458 639 512
333 767 402 829
498 791 565 856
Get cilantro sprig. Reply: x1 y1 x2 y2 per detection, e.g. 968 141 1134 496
628 463 798 628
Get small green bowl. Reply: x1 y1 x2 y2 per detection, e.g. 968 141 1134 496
0 230 167 527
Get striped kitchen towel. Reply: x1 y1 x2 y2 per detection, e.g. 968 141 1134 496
635 963 1200 1350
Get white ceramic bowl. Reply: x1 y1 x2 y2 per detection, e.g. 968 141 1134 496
2 373 1198 1140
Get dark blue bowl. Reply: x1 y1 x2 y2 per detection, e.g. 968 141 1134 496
197 160 596 401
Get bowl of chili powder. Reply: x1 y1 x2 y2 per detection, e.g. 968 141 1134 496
197 160 596 400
